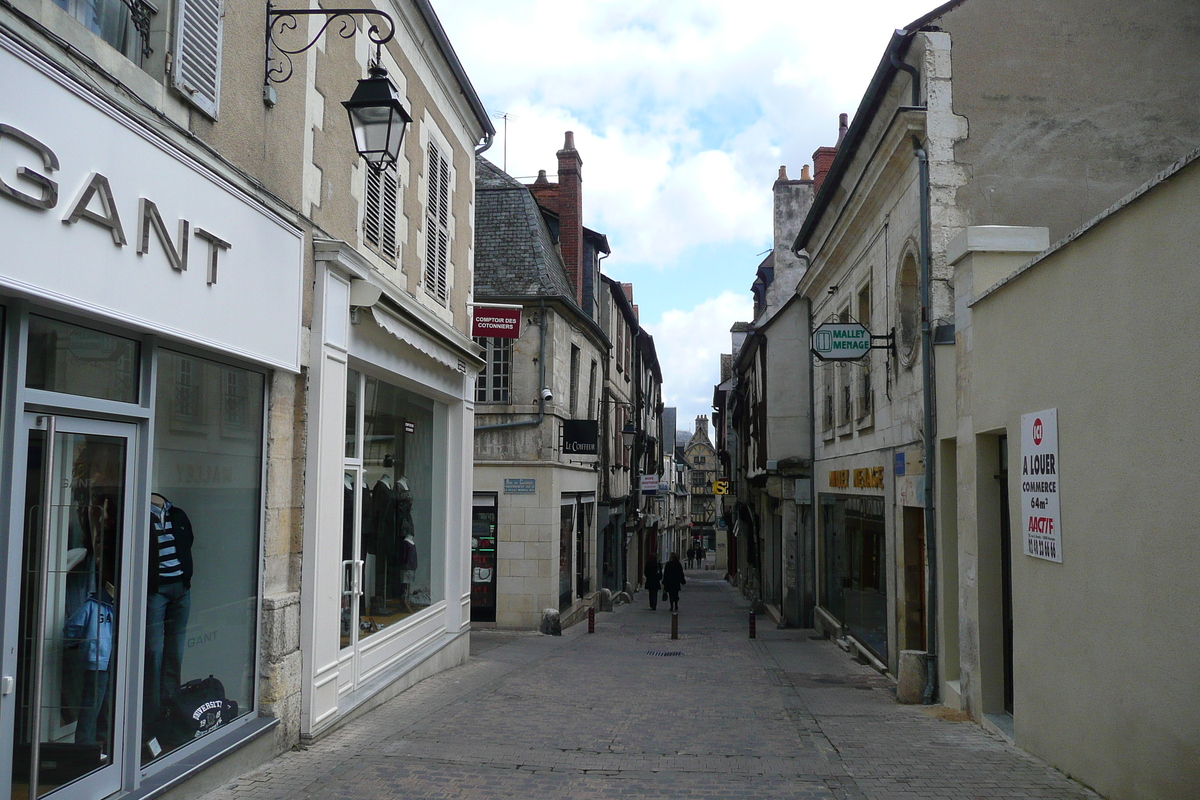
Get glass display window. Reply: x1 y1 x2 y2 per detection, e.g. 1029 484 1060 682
143 350 264 765
343 372 442 642
821 494 887 660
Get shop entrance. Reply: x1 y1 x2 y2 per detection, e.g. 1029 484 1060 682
998 435 1014 714
902 507 927 651
8 415 138 800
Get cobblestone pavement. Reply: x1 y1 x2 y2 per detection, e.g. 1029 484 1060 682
204 572 1101 800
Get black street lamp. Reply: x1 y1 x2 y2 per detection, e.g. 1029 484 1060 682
266 5 411 169
343 66 412 170
622 421 636 448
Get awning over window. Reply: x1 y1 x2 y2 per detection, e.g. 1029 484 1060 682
366 307 460 372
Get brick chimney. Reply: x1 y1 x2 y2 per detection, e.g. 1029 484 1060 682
812 113 848 193
525 134 584 307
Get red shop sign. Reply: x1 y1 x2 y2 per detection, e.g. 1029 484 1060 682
471 307 521 338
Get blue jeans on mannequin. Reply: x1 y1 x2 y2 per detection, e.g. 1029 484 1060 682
144 582 190 736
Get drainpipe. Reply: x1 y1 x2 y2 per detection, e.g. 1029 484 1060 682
475 131 495 156
475 299 548 432
915 138 939 705
806 295 817 627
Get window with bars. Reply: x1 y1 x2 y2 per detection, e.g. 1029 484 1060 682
587 360 597 419
363 163 400 261
423 142 451 305
569 345 580 417
474 337 511 403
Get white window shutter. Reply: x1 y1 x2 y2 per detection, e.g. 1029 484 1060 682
423 143 451 306
173 0 224 118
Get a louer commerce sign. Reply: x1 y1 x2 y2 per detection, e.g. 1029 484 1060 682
811 322 871 360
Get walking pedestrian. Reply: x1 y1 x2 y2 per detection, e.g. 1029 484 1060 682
696 544 705 568
663 552 686 612
644 555 662 611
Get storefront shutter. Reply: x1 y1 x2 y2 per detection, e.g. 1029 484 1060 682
423 142 450 305
173 0 224 117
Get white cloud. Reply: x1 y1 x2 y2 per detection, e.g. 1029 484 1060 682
644 291 754 424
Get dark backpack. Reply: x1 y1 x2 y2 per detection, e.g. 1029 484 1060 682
157 675 239 747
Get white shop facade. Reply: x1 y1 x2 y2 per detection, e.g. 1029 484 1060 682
301 240 480 737
0 37 302 800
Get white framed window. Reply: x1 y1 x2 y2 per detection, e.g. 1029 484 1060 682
474 337 511 403
423 140 452 306
364 163 400 261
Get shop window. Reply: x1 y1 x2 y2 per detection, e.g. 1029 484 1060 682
821 495 887 660
473 337 511 403
144 350 264 765
423 141 451 306
26 315 140 404
559 503 573 610
353 375 440 638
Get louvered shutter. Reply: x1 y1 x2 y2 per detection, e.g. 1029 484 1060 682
363 166 398 261
173 0 224 117
424 143 451 306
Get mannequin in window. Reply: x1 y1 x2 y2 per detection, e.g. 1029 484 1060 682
143 492 194 739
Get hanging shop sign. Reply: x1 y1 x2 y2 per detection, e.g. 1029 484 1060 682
562 420 598 454
640 475 659 495
471 306 521 338
811 322 871 360
0 47 303 371
1021 408 1062 563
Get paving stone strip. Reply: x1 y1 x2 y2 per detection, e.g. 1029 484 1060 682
202 573 1102 799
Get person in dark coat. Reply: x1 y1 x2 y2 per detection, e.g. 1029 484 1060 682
662 552 686 612
644 556 662 610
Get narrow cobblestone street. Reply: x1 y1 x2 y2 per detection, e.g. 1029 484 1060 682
206 572 1100 800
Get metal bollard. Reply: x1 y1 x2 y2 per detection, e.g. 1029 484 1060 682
749 610 756 639
588 605 595 634
671 611 678 640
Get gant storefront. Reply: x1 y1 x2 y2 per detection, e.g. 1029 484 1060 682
0 40 303 800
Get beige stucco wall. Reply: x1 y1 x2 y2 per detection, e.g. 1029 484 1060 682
960 161 1200 800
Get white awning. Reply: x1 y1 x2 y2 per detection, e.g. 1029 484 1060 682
366 307 461 372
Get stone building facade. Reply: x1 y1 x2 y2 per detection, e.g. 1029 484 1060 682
0 1 491 798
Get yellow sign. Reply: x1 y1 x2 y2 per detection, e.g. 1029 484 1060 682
829 470 850 488
853 467 885 489
712 480 729 495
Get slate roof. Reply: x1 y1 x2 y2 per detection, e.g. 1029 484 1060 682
474 157 577 301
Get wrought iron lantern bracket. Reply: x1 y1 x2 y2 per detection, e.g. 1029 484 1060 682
265 2 396 86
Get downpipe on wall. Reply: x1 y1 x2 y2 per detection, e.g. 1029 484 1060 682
914 138 939 706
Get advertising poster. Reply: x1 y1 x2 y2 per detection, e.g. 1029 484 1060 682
1020 408 1062 562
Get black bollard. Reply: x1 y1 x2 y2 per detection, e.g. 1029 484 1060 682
588 605 595 634
749 610 756 639
671 611 678 640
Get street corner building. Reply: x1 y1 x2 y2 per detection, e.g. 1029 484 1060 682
0 0 492 798
470 140 664 629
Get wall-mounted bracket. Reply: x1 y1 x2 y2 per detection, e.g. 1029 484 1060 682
266 2 396 86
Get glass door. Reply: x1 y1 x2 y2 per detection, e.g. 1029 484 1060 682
9 415 137 800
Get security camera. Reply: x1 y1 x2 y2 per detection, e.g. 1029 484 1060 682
540 387 553 403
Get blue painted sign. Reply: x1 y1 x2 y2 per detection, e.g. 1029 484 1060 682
503 478 536 494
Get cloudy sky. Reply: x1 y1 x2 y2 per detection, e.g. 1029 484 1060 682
431 0 939 430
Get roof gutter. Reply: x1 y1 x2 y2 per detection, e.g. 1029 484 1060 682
412 0 496 142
